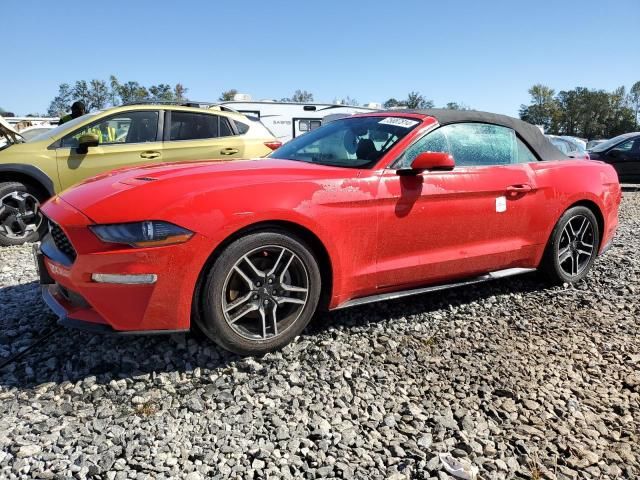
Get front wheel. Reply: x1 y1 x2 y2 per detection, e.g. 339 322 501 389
197 231 322 355
540 206 600 284
0 181 48 246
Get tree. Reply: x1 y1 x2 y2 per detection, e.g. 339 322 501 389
149 84 175 102
519 84 558 132
406 91 433 109
630 81 640 128
334 96 359 106
48 83 74 116
88 79 110 110
383 92 433 109
444 102 470 110
174 84 188 101
290 90 314 103
219 89 238 101
383 98 402 108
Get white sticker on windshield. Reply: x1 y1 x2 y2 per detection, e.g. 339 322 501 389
378 117 419 128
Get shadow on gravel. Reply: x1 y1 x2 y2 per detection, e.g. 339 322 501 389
0 272 548 390
621 185 640 192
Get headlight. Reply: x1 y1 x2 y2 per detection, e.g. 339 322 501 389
90 221 193 247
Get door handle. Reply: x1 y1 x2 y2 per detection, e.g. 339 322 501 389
506 184 533 195
220 148 239 155
140 151 161 159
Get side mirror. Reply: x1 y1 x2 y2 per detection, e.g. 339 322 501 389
76 133 99 154
608 149 620 158
398 151 455 175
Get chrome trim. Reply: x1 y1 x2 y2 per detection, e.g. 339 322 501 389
334 267 536 310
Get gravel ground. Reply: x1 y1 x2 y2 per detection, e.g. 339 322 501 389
0 192 638 480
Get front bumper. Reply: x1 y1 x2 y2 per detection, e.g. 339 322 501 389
37 197 212 335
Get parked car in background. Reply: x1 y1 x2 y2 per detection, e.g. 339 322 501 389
18 124 55 141
36 109 621 355
560 136 587 151
587 139 607 150
0 103 280 246
216 99 380 142
588 132 640 183
546 135 590 159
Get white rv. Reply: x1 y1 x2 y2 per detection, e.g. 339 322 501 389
215 100 381 142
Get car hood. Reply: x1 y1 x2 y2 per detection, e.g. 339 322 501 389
57 158 356 223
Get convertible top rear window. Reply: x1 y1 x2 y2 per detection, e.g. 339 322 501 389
270 116 419 168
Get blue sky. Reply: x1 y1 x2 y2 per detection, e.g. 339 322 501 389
3 0 639 116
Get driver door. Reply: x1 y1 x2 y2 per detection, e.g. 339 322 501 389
55 110 162 190
376 122 544 289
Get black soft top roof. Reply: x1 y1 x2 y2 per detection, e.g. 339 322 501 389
399 108 567 161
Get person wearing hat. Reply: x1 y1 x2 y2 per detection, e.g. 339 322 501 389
58 101 86 125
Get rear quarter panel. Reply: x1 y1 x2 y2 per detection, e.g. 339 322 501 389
529 159 621 259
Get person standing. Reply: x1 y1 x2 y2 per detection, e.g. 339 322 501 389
58 101 86 125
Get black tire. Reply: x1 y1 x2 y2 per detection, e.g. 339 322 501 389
197 230 322 355
0 181 48 246
540 206 600 285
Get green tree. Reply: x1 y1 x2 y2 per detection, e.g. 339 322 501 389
149 84 175 101
383 92 433 109
174 83 188 101
405 91 433 109
630 81 640 128
333 96 359 106
519 84 558 132
88 79 110 110
290 90 314 103
444 102 470 110
47 83 74 116
219 89 238 101
383 98 402 108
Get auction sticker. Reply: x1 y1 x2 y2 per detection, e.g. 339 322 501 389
378 117 419 128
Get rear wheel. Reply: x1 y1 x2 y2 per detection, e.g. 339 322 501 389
0 181 48 246
540 206 599 284
197 231 322 355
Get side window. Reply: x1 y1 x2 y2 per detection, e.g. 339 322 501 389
219 117 234 137
611 139 634 153
60 111 158 148
398 128 449 168
170 112 219 141
397 122 522 169
234 120 249 135
516 137 538 163
444 123 516 166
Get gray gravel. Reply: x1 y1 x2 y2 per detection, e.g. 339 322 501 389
1 192 639 480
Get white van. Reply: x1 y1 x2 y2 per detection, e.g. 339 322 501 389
215 101 380 142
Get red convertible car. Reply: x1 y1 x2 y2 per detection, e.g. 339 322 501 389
36 110 621 355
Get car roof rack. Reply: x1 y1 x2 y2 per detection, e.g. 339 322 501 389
122 100 219 107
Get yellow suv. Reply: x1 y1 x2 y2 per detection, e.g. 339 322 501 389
0 104 281 245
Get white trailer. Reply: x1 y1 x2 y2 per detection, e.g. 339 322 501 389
215 100 380 142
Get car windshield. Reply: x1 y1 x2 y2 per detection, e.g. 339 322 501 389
270 116 420 168
30 111 101 142
589 133 636 152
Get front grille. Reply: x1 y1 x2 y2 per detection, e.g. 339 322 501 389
50 222 77 262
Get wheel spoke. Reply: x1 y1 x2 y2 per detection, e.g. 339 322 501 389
558 246 572 264
576 217 587 238
279 254 295 283
572 252 579 276
267 247 286 276
259 306 267 339
233 265 254 289
243 255 265 278
580 240 593 249
271 303 278 336
577 248 592 257
276 296 306 306
228 302 259 324
224 292 254 312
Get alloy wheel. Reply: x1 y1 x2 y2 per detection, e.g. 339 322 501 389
0 191 43 240
221 245 310 341
557 214 595 277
